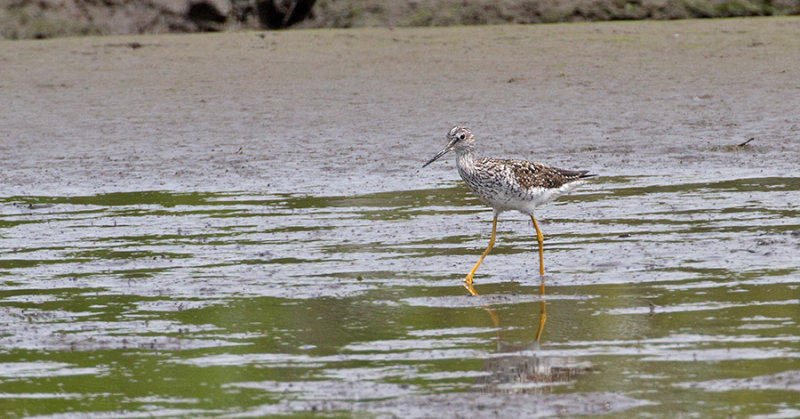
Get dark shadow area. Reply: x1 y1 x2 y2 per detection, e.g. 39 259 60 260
257 0 317 29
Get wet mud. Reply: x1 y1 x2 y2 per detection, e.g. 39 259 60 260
1 17 800 418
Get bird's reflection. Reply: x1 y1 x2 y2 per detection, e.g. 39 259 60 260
471 277 591 394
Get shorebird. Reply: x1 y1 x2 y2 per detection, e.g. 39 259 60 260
423 126 595 295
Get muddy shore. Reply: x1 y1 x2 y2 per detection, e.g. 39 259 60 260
3 0 800 40
2 17 799 197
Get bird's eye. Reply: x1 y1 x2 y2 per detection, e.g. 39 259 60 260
459 134 465 140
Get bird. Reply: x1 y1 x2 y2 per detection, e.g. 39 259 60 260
423 126 595 296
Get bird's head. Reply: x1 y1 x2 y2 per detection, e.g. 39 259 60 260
422 126 475 168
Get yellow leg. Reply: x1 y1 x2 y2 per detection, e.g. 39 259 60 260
535 276 547 342
531 215 544 276
464 213 498 296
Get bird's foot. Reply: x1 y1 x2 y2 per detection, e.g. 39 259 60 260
463 276 478 296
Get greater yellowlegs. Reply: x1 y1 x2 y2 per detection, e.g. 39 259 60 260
423 126 595 295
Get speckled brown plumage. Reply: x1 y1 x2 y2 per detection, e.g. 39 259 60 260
507 159 593 190
422 125 596 291
423 126 595 214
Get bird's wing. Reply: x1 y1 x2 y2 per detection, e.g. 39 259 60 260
505 159 592 190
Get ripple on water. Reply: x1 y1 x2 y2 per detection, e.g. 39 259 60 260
1 176 798 417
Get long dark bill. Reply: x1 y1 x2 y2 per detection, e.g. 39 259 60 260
422 146 452 168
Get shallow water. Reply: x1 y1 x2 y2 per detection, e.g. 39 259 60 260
1 175 798 417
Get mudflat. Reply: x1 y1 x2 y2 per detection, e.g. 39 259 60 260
1 17 799 196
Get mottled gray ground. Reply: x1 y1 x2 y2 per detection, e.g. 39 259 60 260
2 18 799 198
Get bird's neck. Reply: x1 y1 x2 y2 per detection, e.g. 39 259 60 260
455 148 476 172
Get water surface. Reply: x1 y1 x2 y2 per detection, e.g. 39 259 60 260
1 176 798 417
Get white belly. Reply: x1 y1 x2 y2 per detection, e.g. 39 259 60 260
470 179 586 215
